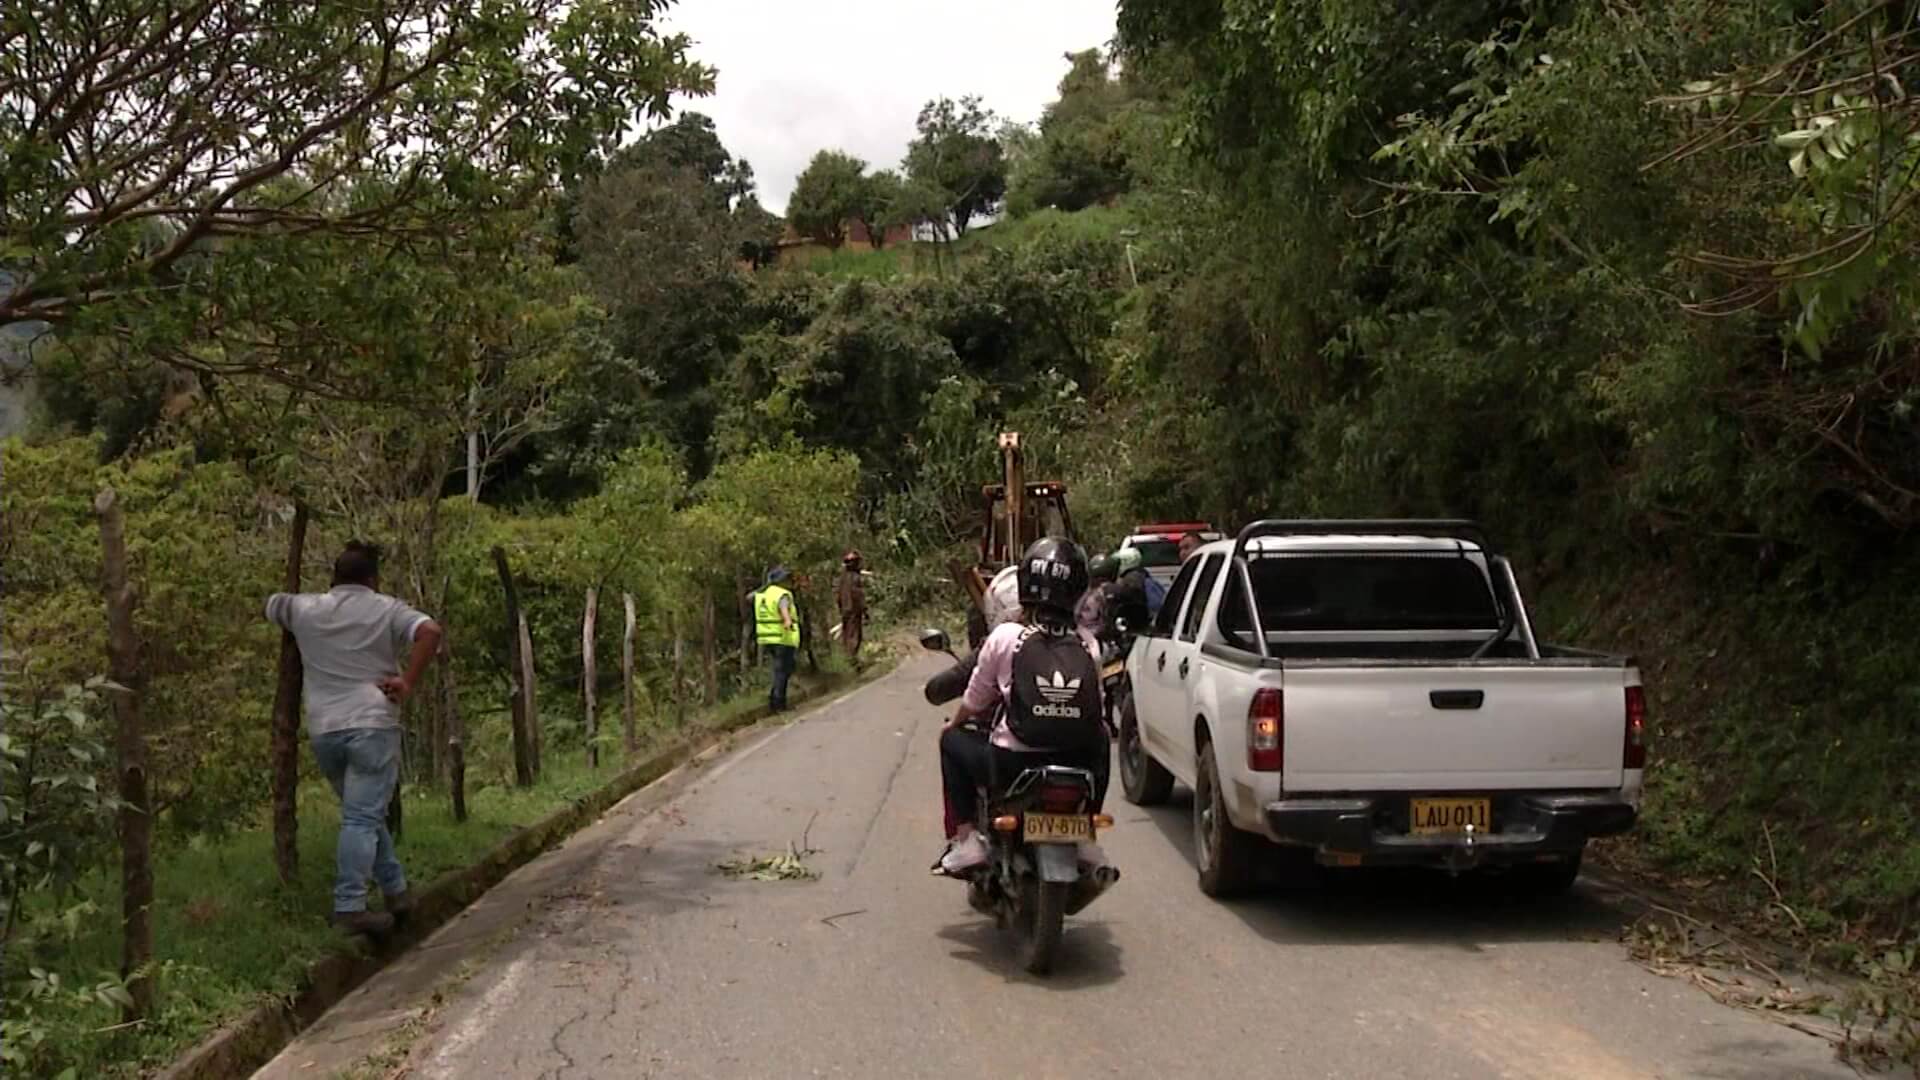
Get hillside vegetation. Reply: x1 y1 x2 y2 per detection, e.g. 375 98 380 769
7 0 1920 1071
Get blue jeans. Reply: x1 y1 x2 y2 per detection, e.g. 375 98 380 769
766 644 797 710
310 727 407 914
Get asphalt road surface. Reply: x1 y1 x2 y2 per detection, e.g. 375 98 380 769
340 653 1856 1079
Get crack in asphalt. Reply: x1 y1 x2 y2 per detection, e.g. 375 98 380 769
847 685 923 874
541 1005 589 1080
603 946 636 1024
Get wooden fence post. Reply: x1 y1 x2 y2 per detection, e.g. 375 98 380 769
737 575 753 677
441 632 467 822
270 502 307 885
491 546 534 787
582 586 599 768
800 583 820 674
621 593 637 756
519 610 541 780
95 489 153 1022
671 612 685 726
702 591 717 705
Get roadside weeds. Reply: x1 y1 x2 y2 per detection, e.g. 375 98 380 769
1595 861 1920 1074
155 648 901 1080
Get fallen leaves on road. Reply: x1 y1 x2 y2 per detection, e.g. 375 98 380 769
1624 900 1920 1072
1624 907 1844 1048
715 842 820 882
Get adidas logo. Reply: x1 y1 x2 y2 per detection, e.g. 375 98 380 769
1036 670 1082 705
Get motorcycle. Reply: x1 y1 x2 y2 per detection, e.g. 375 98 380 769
919 628 1121 976
1096 618 1134 739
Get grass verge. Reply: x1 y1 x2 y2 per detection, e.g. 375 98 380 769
11 649 888 1078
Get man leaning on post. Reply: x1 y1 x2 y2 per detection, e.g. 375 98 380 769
266 541 442 936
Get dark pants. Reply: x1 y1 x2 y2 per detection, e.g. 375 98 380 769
939 726 1110 837
766 644 796 710
839 611 864 657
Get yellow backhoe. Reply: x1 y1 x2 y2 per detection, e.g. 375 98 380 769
950 432 1075 646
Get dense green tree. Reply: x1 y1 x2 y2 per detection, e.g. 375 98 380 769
904 96 1008 237
734 196 787 269
1 0 713 362
855 170 908 248
1005 49 1146 215
788 151 870 249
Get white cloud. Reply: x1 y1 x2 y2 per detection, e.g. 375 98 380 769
660 0 1119 214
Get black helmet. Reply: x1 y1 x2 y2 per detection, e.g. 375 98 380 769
1087 553 1119 582
1017 537 1088 617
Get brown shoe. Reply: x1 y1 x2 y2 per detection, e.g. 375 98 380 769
329 910 395 936
383 889 413 928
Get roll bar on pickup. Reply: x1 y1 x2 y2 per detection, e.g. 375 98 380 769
1228 518 1491 563
1223 518 1539 662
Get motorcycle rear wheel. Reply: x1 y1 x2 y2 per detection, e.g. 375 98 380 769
1019 878 1068 976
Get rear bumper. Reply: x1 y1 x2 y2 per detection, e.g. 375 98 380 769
1262 792 1636 870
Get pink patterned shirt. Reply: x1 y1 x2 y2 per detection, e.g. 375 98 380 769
962 621 1103 750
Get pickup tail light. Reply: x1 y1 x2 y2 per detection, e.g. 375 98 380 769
1624 685 1647 769
1248 688 1283 772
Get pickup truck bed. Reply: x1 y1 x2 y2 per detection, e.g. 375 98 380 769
1120 520 1644 897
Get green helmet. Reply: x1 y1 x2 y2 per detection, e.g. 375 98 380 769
1088 553 1119 582
1114 548 1143 575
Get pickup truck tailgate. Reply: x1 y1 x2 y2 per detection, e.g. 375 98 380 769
1281 664 1628 792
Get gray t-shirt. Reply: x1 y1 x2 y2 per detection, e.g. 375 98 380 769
266 585 433 735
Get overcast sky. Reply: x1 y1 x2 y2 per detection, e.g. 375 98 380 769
660 0 1120 215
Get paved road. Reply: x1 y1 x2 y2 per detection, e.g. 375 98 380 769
290 654 1855 1079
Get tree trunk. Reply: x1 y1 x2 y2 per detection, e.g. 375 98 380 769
466 382 482 500
95 489 153 1023
702 592 717 705
582 587 599 768
519 611 541 780
671 612 685 726
270 502 307 885
410 495 443 785
466 431 481 500
492 546 534 787
621 593 637 756
737 575 752 677
441 632 467 822
801 588 820 674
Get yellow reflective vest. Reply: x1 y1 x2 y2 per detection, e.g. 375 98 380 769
754 584 799 647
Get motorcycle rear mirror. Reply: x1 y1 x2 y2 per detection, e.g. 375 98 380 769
918 628 952 655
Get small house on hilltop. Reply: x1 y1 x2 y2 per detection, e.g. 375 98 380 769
768 219 915 267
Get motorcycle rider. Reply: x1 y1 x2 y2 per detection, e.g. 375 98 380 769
935 537 1109 876
1107 548 1160 632
1076 553 1119 639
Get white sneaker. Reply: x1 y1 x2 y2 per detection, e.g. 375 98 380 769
939 833 990 875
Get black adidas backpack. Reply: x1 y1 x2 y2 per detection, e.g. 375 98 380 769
1006 625 1104 752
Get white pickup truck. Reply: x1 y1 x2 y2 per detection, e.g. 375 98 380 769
1118 520 1644 897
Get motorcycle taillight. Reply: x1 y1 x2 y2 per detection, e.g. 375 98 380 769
1038 784 1084 811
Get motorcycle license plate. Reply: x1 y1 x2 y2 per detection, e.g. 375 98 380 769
1024 813 1092 843
1408 797 1491 836
1101 661 1125 678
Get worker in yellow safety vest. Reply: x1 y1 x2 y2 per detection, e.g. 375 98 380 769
753 566 801 712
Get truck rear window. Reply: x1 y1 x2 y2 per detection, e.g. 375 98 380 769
1124 539 1181 567
1218 555 1501 635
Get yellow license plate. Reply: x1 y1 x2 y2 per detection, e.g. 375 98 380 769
1024 813 1092 843
1102 661 1125 678
1409 797 1491 836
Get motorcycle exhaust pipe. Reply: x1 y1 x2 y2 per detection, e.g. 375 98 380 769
1066 864 1121 915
